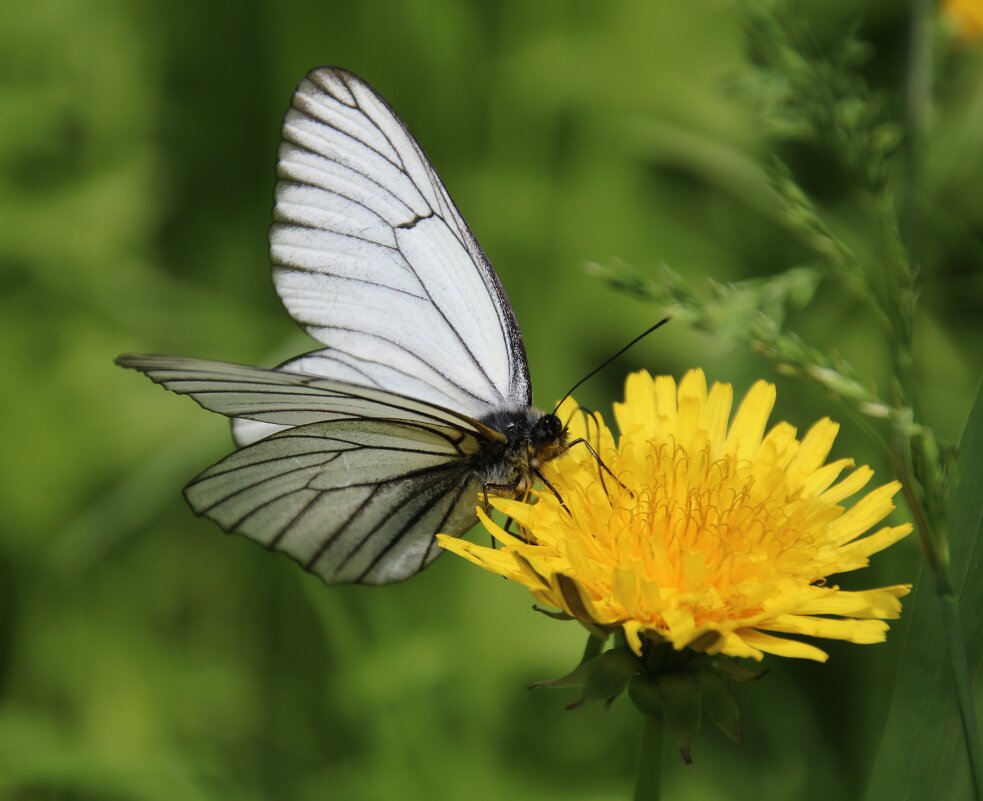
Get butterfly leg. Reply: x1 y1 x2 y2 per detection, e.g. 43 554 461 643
533 468 571 516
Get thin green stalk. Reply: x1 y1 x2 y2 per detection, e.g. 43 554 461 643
633 714 665 801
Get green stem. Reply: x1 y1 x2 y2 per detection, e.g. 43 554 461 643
633 714 664 801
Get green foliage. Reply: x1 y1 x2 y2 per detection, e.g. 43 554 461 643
867 377 983 799
2 0 982 800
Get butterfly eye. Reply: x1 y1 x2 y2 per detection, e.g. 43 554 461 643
533 414 563 445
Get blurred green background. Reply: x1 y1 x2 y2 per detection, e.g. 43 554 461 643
3 1 982 799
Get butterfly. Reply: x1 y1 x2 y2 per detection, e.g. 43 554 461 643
117 67 585 585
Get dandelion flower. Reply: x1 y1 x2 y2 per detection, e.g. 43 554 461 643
439 370 911 662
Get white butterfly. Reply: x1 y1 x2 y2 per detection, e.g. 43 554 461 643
117 67 576 585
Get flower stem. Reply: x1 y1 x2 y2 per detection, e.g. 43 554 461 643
633 714 664 801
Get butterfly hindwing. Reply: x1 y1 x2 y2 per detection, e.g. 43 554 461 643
184 418 483 584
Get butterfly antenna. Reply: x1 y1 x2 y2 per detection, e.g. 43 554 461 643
551 317 670 416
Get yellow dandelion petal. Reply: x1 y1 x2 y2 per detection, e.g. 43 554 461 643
794 418 839 473
725 379 776 459
676 369 709 445
795 586 909 619
821 464 875 505
474 505 531 549
651 374 679 437
741 630 830 662
800 458 855 498
760 614 890 644
832 524 914 567
438 370 912 663
704 379 734 450
615 370 656 434
556 397 588 441
435 534 521 578
622 620 646 655
759 421 800 470
712 630 767 661
826 482 903 547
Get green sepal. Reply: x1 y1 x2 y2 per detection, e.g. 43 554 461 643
629 673 702 763
706 655 768 683
528 655 601 690
566 646 641 709
627 673 664 719
699 669 742 743
580 633 607 664
531 604 574 622
659 674 701 763
531 644 641 706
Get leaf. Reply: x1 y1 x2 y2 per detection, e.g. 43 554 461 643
866 375 983 800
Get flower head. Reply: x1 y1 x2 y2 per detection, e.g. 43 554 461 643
439 370 911 662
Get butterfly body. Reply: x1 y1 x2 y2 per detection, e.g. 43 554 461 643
118 67 570 585
473 408 568 495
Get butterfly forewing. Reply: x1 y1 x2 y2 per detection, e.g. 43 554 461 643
115 355 502 438
271 67 531 418
185 418 483 584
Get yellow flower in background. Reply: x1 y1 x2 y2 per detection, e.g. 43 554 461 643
439 370 911 663
946 0 983 40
